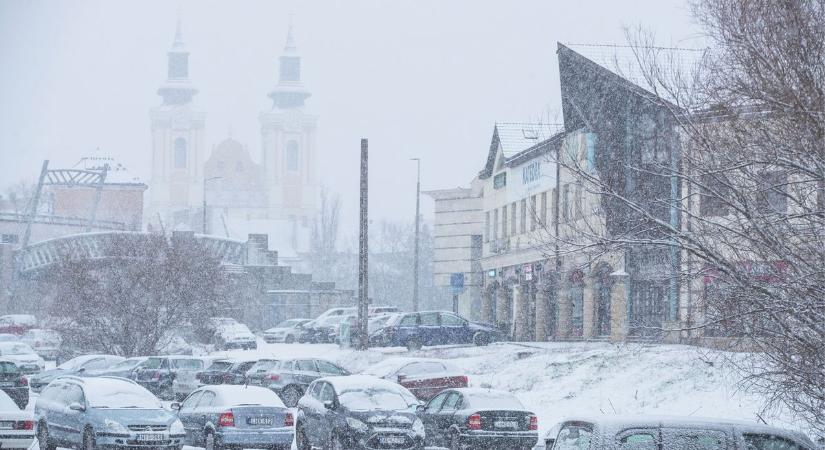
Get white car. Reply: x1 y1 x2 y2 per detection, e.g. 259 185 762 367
0 390 35 449
263 319 311 343
19 329 61 360
314 307 356 323
0 343 44 373
213 324 257 350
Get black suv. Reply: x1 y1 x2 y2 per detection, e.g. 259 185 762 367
195 359 256 385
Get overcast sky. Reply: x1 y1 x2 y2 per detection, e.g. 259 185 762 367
0 0 702 233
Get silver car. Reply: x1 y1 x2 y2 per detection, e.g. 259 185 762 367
253 358 349 407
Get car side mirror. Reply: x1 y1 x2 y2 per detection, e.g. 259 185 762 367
397 374 407 382
323 400 335 410
77 368 85 373
546 438 556 449
170 402 181 411
68 402 85 412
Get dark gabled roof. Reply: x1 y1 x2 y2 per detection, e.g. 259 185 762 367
478 123 563 179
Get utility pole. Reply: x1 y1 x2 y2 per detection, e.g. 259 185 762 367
203 176 222 234
411 158 421 312
357 139 370 350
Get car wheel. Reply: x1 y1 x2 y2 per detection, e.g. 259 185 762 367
83 427 97 450
449 430 462 450
285 335 295 344
473 332 491 346
280 385 303 407
295 423 311 450
406 337 422 351
204 430 222 450
327 431 347 450
37 421 56 450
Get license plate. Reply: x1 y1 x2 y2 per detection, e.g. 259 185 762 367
136 434 165 442
494 420 519 429
247 417 273 426
379 436 406 445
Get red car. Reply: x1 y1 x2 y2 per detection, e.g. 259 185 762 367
0 315 37 336
363 357 468 400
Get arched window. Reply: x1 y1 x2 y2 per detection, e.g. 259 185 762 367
174 138 187 169
286 140 300 171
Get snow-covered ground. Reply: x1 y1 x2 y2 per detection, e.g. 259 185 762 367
218 340 812 442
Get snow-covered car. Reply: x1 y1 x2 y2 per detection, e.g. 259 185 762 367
133 355 206 400
172 356 224 401
19 328 62 360
0 389 35 449
315 307 357 323
0 334 19 343
28 354 125 393
0 360 31 409
338 313 398 348
363 357 468 400
263 319 311 343
213 323 257 350
0 315 36 336
0 342 44 374
83 356 148 378
548 416 817 450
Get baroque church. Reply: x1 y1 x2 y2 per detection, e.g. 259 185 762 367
146 18 318 268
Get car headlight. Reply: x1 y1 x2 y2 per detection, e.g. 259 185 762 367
412 418 425 437
346 417 369 433
169 419 185 435
104 419 129 434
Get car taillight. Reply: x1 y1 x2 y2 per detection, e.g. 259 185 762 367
467 414 482 430
529 415 538 431
13 421 33 430
218 411 235 427
18 376 27 387
153 371 161 381
268 374 280 381
457 375 469 386
284 412 294 427
195 372 203 381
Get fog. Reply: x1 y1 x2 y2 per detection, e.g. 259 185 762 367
0 0 699 231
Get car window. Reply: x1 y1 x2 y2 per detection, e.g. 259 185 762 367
662 428 727 450
425 392 448 413
403 362 446 376
282 360 295 371
81 358 108 370
235 362 255 373
65 384 84 405
440 313 465 326
316 360 345 375
197 391 216 408
0 361 18 374
420 312 439 326
554 423 594 450
181 391 203 410
296 360 317 372
309 382 323 399
318 383 335 403
744 434 809 450
441 392 461 410
40 383 63 402
399 314 418 326
619 432 658 450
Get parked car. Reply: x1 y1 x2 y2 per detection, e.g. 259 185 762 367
339 313 399 348
28 354 125 393
196 359 256 385
258 358 349 407
546 416 816 450
309 315 349 343
173 385 293 450
35 376 186 450
0 334 19 343
172 356 224 401
363 357 468 400
0 389 35 449
370 311 502 350
19 328 62 360
417 388 537 450
83 356 148 378
295 320 329 344
133 355 206 400
0 360 30 409
263 319 311 343
0 315 36 336
244 359 281 384
0 342 44 373
213 324 257 350
295 375 424 450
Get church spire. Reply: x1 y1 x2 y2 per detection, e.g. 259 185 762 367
157 11 197 105
268 19 311 110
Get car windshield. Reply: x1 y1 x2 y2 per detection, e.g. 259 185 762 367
339 387 415 411
58 356 92 370
0 343 33 355
109 358 143 370
86 380 162 409
171 358 202 370
466 391 524 410
363 360 404 378
0 362 19 374
207 361 232 371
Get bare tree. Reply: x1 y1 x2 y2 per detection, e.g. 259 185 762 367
48 234 231 356
310 187 342 282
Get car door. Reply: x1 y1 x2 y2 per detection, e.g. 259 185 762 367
440 312 472 344
39 382 68 444
193 390 217 445
176 390 204 445
300 382 325 447
316 382 338 443
294 359 320 388
396 314 420 345
418 312 442 346
436 392 462 441
61 383 86 446
419 392 449 446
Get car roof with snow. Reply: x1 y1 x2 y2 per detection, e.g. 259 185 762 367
320 375 412 393
555 415 815 444
197 384 286 407
364 357 461 377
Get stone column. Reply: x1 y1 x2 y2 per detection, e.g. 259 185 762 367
496 280 509 332
535 285 549 341
481 285 495 324
557 283 571 338
513 284 530 341
582 281 596 339
609 273 630 342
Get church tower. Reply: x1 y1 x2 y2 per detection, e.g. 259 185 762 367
259 23 318 223
148 16 206 230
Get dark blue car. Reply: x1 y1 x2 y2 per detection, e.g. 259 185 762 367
370 311 501 350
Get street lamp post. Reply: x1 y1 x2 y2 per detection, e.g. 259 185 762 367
411 158 421 312
203 176 222 234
